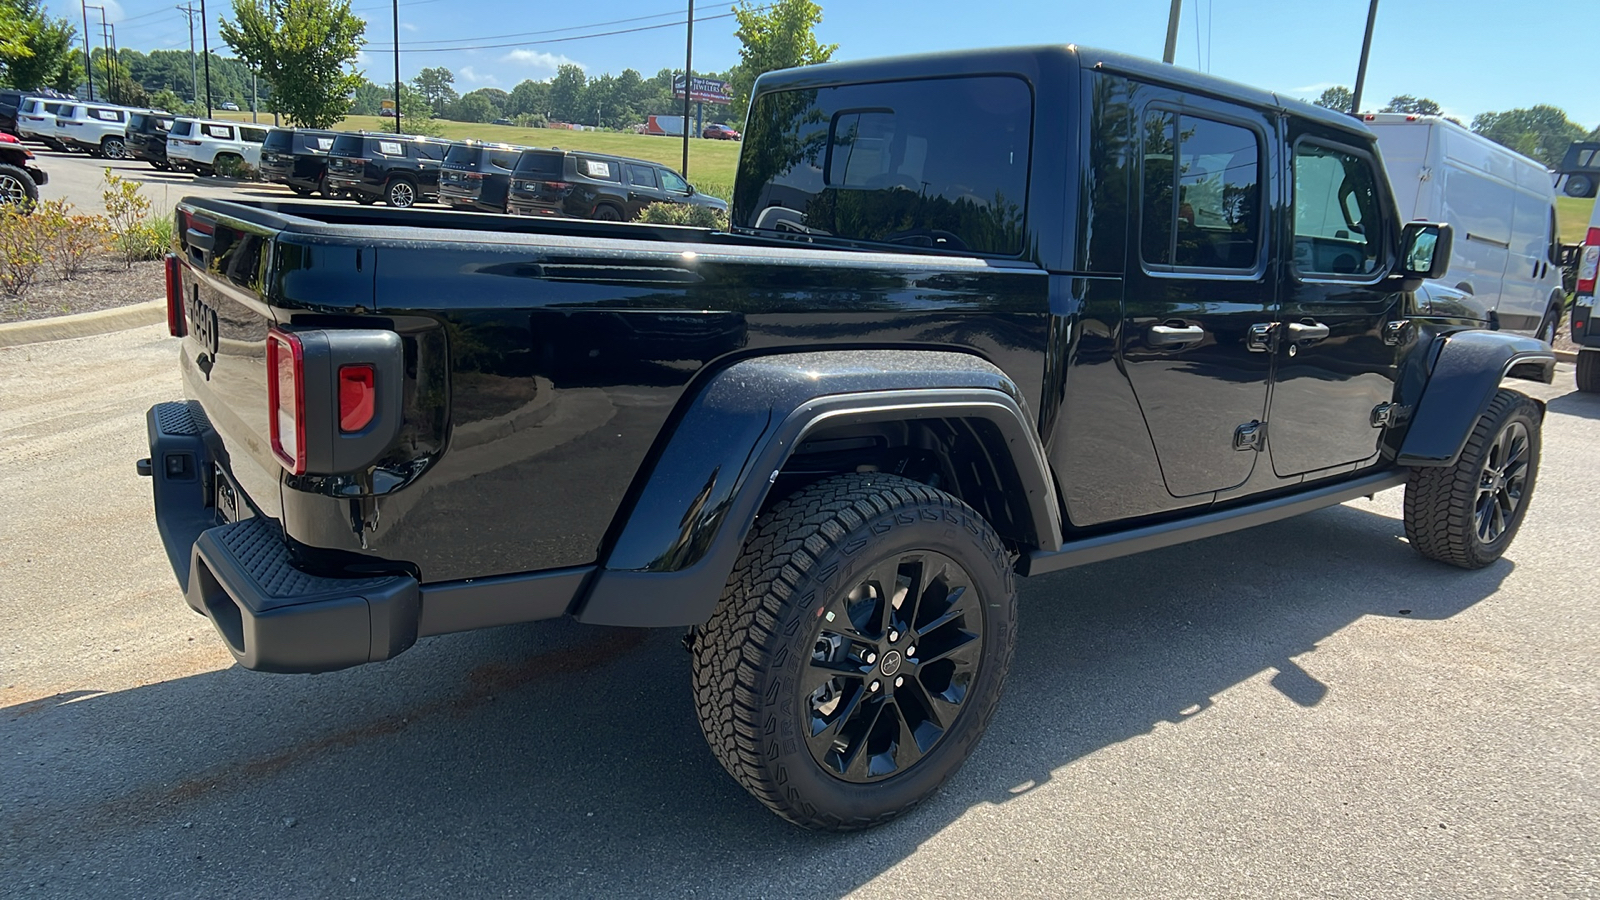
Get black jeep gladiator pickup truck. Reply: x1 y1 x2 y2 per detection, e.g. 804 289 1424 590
142 45 1555 831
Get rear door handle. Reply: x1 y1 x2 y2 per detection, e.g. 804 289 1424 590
1287 321 1330 342
1148 324 1207 347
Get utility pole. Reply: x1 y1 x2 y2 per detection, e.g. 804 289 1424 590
251 72 258 123
178 4 200 106
86 6 106 100
1350 0 1380 115
1162 0 1181 64
81 1 94 100
200 0 212 117
108 24 118 104
681 0 693 176
392 0 401 133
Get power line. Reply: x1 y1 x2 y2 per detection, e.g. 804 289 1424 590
394 2 736 47
363 10 741 54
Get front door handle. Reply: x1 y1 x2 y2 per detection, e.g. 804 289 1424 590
1287 321 1331 342
1148 323 1207 347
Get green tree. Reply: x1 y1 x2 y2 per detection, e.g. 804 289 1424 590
506 78 549 117
0 0 81 92
220 0 365 129
377 82 441 135
547 63 586 123
451 91 495 123
412 66 456 115
1382 94 1442 116
1311 85 1353 112
1472 105 1587 168
728 0 836 120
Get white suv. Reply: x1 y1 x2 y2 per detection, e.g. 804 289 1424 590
15 97 73 150
166 118 266 175
53 103 142 158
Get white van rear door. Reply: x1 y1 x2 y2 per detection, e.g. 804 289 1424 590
1496 189 1557 330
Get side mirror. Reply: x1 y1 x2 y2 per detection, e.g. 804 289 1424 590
1401 222 1453 280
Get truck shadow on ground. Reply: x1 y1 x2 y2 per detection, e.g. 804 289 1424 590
2 503 1511 898
1546 389 1600 420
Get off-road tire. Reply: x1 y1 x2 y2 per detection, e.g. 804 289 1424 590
0 163 39 208
1404 389 1542 569
691 473 1017 831
1577 350 1600 393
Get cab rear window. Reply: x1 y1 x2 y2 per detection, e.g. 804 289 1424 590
733 75 1033 255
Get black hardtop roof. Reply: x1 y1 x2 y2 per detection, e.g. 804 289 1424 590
269 126 336 135
528 146 675 171
752 43 1371 141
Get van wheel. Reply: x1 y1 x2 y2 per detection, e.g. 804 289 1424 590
592 204 624 222
1534 299 1564 344
1578 350 1600 393
1404 389 1542 569
385 178 417 208
691 473 1017 830
0 164 39 208
99 136 126 159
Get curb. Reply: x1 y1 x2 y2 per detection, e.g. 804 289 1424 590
0 299 164 348
1554 349 1578 363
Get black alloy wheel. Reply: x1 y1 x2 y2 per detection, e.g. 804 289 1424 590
803 550 985 783
1473 420 1531 544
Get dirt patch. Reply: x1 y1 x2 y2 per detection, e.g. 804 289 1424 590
0 254 164 324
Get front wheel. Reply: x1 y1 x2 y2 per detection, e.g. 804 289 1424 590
0 163 39 208
691 473 1017 831
1404 389 1542 569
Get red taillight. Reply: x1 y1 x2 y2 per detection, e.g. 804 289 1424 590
466 172 484 181
1577 227 1600 295
338 364 376 433
266 329 306 475
164 254 185 337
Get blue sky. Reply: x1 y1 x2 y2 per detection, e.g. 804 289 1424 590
49 0 1596 127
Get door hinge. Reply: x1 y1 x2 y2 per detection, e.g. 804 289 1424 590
1234 420 1265 451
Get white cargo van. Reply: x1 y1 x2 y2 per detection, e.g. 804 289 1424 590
1365 113 1566 341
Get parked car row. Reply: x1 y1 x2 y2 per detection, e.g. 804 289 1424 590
256 126 728 219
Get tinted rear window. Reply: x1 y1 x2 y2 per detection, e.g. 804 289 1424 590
330 134 364 156
733 75 1033 255
445 144 482 167
169 120 194 136
263 129 294 151
514 150 565 177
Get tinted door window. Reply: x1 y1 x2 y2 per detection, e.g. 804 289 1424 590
202 123 235 140
735 75 1031 255
240 126 267 142
1292 143 1384 277
626 164 658 188
661 170 691 194
1141 111 1262 271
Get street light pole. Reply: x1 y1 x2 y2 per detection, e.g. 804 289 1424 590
1162 0 1182 64
178 4 200 106
81 1 94 100
393 0 401 133
681 0 693 176
1350 0 1380 115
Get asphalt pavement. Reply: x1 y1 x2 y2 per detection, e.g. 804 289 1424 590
1 325 1596 899
28 145 298 216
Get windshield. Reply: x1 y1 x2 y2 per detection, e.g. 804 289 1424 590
514 150 564 177
263 129 294 152
444 143 482 168
329 133 364 156
733 75 1033 255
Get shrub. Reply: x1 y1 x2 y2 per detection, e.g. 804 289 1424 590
101 169 153 268
691 179 734 204
514 112 547 129
213 155 258 181
116 216 175 263
34 200 108 281
0 208 49 297
637 202 729 230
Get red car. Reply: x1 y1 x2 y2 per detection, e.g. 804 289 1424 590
701 123 740 141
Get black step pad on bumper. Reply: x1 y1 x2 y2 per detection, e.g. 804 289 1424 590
187 516 419 674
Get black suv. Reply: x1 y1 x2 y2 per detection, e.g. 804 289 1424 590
126 111 176 169
325 132 450 207
0 89 27 137
506 148 728 220
260 127 338 197
438 140 527 213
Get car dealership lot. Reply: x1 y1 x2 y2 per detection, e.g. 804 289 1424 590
2 339 1598 895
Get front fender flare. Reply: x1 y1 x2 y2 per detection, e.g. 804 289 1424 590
1396 330 1553 468
574 350 1061 628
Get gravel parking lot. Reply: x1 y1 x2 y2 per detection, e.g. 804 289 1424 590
1 324 1594 899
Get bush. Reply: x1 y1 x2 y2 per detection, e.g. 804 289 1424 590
637 202 729 230
213 154 258 181
514 112 547 128
691 179 734 204
33 200 109 281
116 216 175 263
0 208 49 297
101 169 154 268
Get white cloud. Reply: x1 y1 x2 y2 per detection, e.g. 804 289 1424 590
459 66 499 86
500 49 583 76
400 22 418 32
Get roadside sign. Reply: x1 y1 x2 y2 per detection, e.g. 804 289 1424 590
673 76 733 105
380 99 396 111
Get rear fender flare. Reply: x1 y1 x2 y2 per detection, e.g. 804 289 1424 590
574 350 1061 628
1396 330 1554 468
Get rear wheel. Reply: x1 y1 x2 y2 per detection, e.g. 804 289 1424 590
1578 350 1600 393
0 163 38 208
1404 389 1542 569
99 136 126 159
691 473 1017 831
1534 299 1564 344
385 178 417 208
591 203 623 222
1564 174 1596 198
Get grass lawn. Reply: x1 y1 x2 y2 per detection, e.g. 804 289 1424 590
211 111 741 197
1557 194 1594 244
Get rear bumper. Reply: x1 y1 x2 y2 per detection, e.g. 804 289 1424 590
144 401 420 673
26 166 46 186
507 199 565 217
1573 295 1600 348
